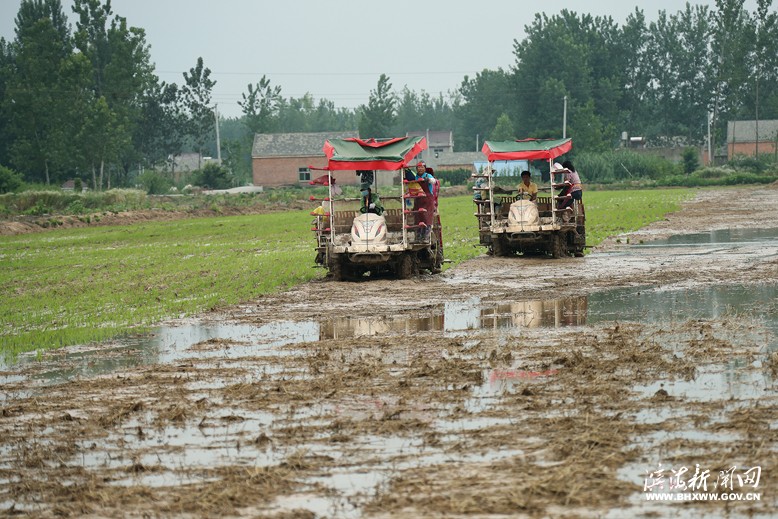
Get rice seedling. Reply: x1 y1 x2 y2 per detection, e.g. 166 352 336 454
0 188 695 356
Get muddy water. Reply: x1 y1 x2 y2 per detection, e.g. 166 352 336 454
5 281 775 389
2 220 777 518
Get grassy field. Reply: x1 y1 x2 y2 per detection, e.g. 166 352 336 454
1 188 695 357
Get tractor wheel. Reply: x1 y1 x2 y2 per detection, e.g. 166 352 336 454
492 236 507 257
550 234 566 259
330 258 344 281
330 256 358 281
430 231 443 273
574 227 586 257
397 253 417 279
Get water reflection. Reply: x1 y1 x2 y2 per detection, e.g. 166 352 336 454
587 284 778 351
319 296 588 339
4 280 776 387
636 227 778 247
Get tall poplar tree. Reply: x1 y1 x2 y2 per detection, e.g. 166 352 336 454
72 0 155 188
181 57 216 168
358 74 396 138
6 0 85 184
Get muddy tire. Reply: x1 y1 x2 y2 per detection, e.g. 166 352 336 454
574 227 586 257
397 253 417 279
550 234 566 259
330 259 344 281
430 231 443 274
492 236 508 257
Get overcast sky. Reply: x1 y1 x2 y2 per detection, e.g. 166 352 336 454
0 0 762 118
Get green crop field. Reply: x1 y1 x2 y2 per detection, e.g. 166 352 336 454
1 188 695 357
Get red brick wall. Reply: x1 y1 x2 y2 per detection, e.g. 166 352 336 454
252 156 361 188
728 141 777 159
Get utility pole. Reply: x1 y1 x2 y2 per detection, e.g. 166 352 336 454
426 128 430 162
562 96 568 138
214 104 222 163
708 112 713 166
754 74 759 160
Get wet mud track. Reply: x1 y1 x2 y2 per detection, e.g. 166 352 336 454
1 187 777 518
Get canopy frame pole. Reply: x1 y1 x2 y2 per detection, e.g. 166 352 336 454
327 170 335 245
488 162 496 228
401 168 409 247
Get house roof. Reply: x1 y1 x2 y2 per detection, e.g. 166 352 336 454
252 131 359 158
727 120 778 142
434 151 484 167
406 130 453 147
174 152 202 171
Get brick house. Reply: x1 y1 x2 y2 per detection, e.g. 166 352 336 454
727 120 778 159
251 131 360 188
406 130 483 174
406 130 454 163
251 130 485 187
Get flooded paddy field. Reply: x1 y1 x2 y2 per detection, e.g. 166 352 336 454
1 187 777 518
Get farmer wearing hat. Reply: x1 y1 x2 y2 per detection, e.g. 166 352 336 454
405 160 434 240
556 160 583 210
517 170 538 202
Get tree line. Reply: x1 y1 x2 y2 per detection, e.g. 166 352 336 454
0 0 775 190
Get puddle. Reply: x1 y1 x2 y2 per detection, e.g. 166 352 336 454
636 227 778 247
633 364 773 402
5 223 778 517
462 367 560 413
0 296 588 384
3 281 776 389
586 284 778 333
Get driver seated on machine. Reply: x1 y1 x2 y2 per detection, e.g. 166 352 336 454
360 188 384 216
517 170 538 202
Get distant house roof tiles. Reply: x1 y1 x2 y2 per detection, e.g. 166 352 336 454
727 120 778 142
406 130 454 148
252 131 359 158
435 151 484 167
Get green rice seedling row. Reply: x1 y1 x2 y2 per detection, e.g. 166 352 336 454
0 188 695 356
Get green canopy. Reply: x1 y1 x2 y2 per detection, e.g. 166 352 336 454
323 136 427 171
481 138 572 162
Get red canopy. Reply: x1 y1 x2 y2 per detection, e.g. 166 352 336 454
481 138 572 162
323 136 427 171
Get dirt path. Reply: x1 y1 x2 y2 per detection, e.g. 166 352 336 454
1 186 776 518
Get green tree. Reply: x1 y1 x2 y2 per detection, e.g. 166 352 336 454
134 80 185 171
568 100 610 152
394 88 425 135
278 94 315 132
711 0 752 147
308 98 356 132
747 0 778 127
617 9 654 137
682 147 700 174
193 162 234 190
6 0 82 184
0 164 24 193
137 169 171 194
78 95 127 189
72 0 157 187
453 69 511 151
534 78 569 137
393 88 456 136
645 6 715 142
490 113 515 140
0 39 14 166
358 74 396 138
238 75 282 135
181 57 216 168
512 12 594 137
